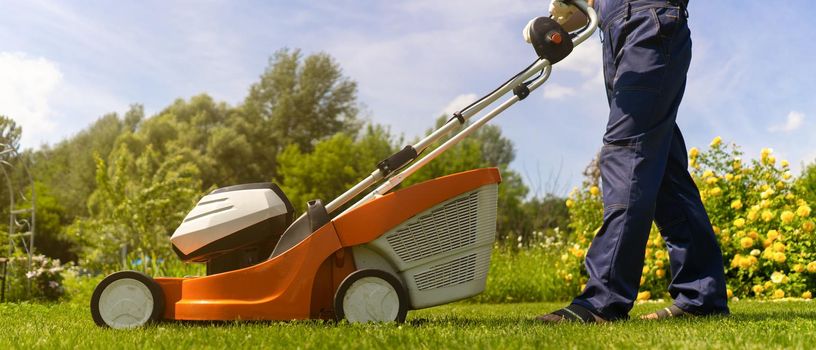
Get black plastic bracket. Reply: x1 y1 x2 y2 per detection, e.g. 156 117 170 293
377 146 418 176
452 112 465 124
513 84 531 100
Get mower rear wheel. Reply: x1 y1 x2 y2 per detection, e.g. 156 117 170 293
90 271 165 329
334 269 408 323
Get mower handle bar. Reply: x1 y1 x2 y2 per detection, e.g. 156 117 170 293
328 0 598 216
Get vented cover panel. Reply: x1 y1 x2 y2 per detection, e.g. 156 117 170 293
385 191 480 263
414 252 491 291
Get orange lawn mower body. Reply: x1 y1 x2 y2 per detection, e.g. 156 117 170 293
157 168 500 322
89 1 598 328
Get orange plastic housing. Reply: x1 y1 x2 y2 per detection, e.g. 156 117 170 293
155 167 501 321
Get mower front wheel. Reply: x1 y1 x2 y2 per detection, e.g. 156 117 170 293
90 271 165 329
334 269 408 323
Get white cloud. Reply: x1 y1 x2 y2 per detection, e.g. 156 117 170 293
555 39 602 77
440 93 478 116
0 52 63 147
542 83 576 100
769 111 805 133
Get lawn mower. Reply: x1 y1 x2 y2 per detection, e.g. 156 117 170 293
90 0 598 328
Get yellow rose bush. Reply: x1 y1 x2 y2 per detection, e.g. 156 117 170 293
564 137 816 300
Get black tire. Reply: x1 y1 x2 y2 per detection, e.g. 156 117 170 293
334 269 408 323
90 270 165 328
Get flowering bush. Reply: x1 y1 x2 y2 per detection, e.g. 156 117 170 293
3 254 68 301
564 137 815 300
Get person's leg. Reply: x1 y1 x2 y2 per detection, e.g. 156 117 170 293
570 3 693 321
651 125 730 315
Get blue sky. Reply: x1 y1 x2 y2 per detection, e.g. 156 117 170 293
1 1 814 195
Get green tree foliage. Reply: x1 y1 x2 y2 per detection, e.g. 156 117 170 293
22 182 76 262
31 106 142 220
241 48 361 178
68 143 201 269
277 125 396 212
0 115 22 151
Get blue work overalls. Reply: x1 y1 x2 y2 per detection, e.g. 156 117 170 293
571 0 730 320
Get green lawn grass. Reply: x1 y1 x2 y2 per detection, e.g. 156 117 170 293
2 300 814 349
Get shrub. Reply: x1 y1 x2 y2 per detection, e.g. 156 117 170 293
3 255 68 302
566 137 815 300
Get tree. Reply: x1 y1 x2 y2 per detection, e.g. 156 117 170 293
32 106 142 220
241 49 361 179
68 142 202 269
0 115 22 152
22 181 77 262
277 125 396 212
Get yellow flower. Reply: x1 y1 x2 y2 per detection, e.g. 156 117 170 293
773 242 786 253
709 187 722 197
702 170 714 178
655 269 666 278
773 252 787 264
781 160 790 167
731 200 743 210
739 256 757 269
733 218 746 228
640 276 646 285
783 171 793 180
764 281 773 289
794 264 805 273
565 199 574 208
761 189 775 199
752 285 764 294
733 158 742 170
780 210 795 224
762 210 774 222
564 273 574 282
727 289 734 298
730 255 742 268
642 266 650 275
706 177 719 185
748 231 759 239
710 136 722 147
761 148 772 160
803 221 815 233
803 291 813 300
773 289 785 299
763 239 773 248
771 271 786 284
797 205 811 218
655 260 664 268
776 181 785 190
637 291 651 301
689 147 699 159
768 155 776 166
590 186 601 196
807 261 816 273
655 250 666 260
747 210 759 222
767 229 780 241
739 237 754 248
712 226 721 235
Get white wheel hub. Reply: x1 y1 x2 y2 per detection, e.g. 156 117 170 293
98 278 155 329
342 276 400 323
